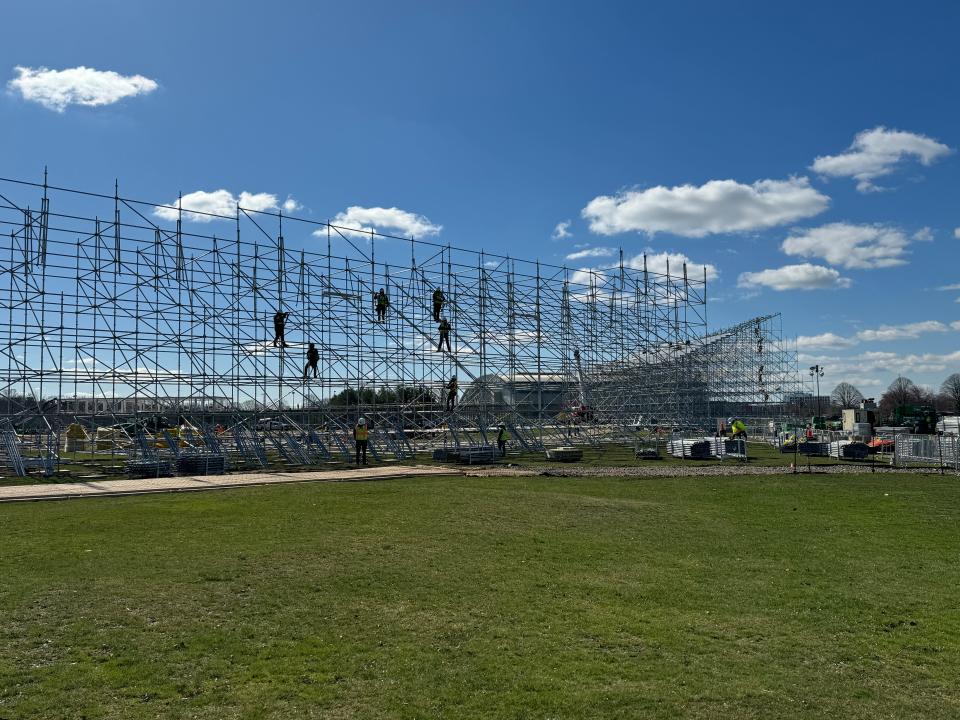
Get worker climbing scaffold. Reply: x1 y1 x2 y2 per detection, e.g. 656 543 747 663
374 288 389 323
432 287 445 322
446 376 458 411
304 342 319 379
272 310 290 348
437 316 451 352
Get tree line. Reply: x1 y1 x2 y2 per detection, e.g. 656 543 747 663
830 373 960 416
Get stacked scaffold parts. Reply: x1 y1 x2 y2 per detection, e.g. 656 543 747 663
545 446 584 462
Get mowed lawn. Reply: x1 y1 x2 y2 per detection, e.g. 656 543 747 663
2 475 959 719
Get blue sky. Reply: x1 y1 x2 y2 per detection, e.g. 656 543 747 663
2 0 959 397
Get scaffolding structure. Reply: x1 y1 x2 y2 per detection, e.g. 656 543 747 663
700 314 806 430
0 171 733 470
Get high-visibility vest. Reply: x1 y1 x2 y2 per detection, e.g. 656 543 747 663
355 426 368 441
731 421 746 434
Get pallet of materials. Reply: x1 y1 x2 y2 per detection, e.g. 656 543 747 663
545 446 584 462
459 447 496 465
667 439 712 459
125 458 174 478
828 441 870 460
797 441 829 456
176 453 227 475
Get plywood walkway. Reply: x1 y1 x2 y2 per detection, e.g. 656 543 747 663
0 465 457 503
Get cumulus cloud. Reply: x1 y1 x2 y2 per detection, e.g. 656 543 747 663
799 320 956 350
737 263 851 291
566 246 615 261
796 332 858 350
321 206 442 238
154 189 279 222
625 251 718 281
282 197 302 213
8 65 158 112
581 177 829 237
810 127 952 192
913 227 933 242
855 321 949 342
824 350 960 376
938 283 960 291
552 220 572 239
781 223 910 270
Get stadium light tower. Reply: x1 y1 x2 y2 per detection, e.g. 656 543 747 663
809 364 825 418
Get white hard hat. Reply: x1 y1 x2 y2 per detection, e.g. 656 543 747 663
357 417 366 425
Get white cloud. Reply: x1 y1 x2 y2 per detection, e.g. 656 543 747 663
8 65 158 112
936 283 960 291
625 251 718 281
796 332 857 350
912 227 933 242
810 127 952 192
798 320 956 351
833 349 960 375
282 197 302 213
321 206 442 238
154 189 279 222
955 228 960 240
856 321 949 342
552 220 572 239
566 246 615 261
781 223 909 269
737 263 851 291
581 177 829 237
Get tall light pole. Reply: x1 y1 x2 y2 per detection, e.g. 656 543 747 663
809 364 825 419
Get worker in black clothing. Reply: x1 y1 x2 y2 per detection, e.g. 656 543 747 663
272 310 290 348
375 288 389 323
304 342 319 379
446 377 458 411
437 317 451 352
432 288 445 322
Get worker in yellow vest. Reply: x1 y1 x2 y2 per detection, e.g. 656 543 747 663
353 417 369 465
728 417 747 440
497 423 510 457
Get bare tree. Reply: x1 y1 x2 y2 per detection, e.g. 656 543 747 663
941 373 960 414
879 376 917 417
830 382 863 409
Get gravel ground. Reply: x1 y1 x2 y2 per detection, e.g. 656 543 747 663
464 463 952 477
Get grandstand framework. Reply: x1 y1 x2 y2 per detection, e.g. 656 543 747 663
0 170 804 468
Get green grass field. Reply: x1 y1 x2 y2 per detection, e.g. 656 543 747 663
2 473 959 719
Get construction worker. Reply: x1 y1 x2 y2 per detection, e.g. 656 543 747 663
304 342 320 379
353 417 369 466
497 423 510 458
437 317 451 352
728 417 747 440
272 310 290 348
432 287 445 322
446 376 458 411
375 288 389 323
